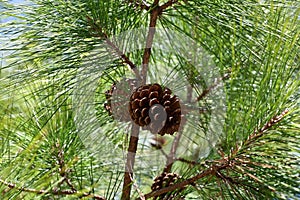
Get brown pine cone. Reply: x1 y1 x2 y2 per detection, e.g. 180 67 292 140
104 79 138 122
151 172 184 200
128 83 181 135
151 172 179 191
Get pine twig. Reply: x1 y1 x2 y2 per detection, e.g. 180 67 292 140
140 109 289 199
121 123 140 200
175 157 198 165
242 108 289 148
0 141 108 199
226 109 289 159
0 178 106 200
141 0 182 83
55 141 76 191
121 0 183 197
105 37 141 80
86 16 142 80
123 0 182 198
0 142 108 199
141 162 230 199
141 0 160 83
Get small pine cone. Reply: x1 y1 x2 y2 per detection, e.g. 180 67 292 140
151 172 184 200
128 83 181 135
151 172 179 191
104 79 137 121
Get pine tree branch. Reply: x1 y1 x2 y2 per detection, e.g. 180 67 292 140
55 141 76 191
175 157 198 165
140 0 183 81
216 170 265 199
121 123 140 200
105 37 141 80
86 16 142 81
141 0 160 84
243 108 289 147
141 163 227 199
224 109 289 162
0 141 109 199
139 109 289 199
0 178 106 200
122 0 183 197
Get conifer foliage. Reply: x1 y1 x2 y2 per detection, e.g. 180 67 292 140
0 0 299 199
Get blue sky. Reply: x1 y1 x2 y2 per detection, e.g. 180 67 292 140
1 0 26 23
0 0 26 64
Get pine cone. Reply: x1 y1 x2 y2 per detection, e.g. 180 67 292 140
151 172 179 191
104 79 138 122
128 83 181 135
151 172 184 200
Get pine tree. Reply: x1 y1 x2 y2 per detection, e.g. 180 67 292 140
0 0 299 199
